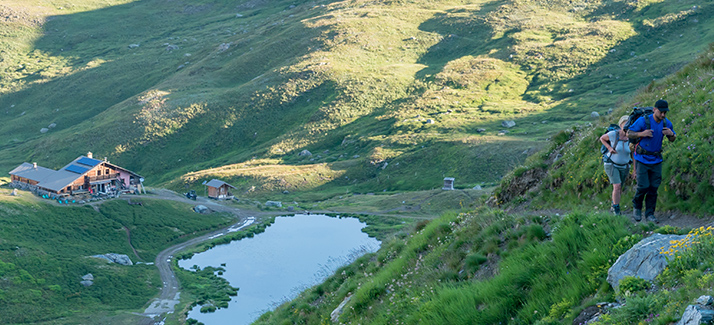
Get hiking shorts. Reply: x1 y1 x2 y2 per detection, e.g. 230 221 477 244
605 163 629 185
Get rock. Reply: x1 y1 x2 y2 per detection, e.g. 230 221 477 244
476 128 486 133
298 150 312 157
502 120 516 128
82 273 94 281
426 119 435 124
92 253 133 265
677 305 714 325
282 190 290 194
218 42 231 51
166 44 179 51
591 111 600 118
128 44 140 49
330 294 352 323
48 123 56 129
287 206 294 212
265 201 282 208
11 189 17 196
542 120 548 124
572 302 618 325
607 234 686 291
193 205 210 214
106 253 133 265
381 162 388 170
40 128 49 133
80 280 93 287
698 296 714 306
353 155 360 158
473 185 482 190
236 13 243 17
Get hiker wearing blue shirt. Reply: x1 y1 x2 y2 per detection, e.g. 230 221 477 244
627 100 676 223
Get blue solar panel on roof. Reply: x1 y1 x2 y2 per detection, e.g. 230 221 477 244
65 164 90 174
76 157 102 166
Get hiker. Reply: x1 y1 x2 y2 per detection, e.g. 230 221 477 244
627 100 676 223
599 115 631 215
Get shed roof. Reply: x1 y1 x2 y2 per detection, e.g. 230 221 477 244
205 179 236 189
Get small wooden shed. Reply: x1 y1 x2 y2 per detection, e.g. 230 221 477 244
204 179 236 199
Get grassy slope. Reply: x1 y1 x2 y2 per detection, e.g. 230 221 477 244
249 47 714 325
1 0 713 200
0 189 233 324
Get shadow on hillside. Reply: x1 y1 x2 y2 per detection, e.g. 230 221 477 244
412 0 714 127
0 0 340 171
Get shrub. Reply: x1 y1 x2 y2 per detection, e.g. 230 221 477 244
618 276 650 296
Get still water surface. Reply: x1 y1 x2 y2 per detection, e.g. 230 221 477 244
178 214 380 325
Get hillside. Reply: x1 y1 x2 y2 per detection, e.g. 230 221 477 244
2 0 714 199
249 47 714 325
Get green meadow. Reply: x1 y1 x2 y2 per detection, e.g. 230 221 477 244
1 0 714 324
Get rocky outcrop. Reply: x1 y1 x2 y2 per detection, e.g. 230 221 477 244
92 253 133 266
607 234 686 291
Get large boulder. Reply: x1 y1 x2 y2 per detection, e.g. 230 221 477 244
501 120 516 128
607 234 686 291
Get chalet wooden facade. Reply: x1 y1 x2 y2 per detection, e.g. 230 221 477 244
204 179 236 200
8 152 144 196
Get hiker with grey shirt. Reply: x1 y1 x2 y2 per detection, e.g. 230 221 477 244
599 115 631 215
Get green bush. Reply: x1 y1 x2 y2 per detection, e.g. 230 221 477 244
618 276 650 296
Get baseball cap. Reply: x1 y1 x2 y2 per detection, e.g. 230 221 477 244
654 99 669 112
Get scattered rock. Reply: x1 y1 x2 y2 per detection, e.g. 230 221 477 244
166 44 179 51
128 44 140 49
607 233 686 291
265 201 282 208
236 13 244 17
698 296 714 306
82 274 94 281
502 120 516 128
677 304 714 325
542 120 548 124
473 185 482 190
476 128 486 133
591 111 600 118
193 205 210 214
218 42 231 51
330 294 352 323
298 150 312 157
80 280 93 287
40 128 49 133
48 123 56 129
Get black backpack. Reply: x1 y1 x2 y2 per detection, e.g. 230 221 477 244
600 124 621 163
623 106 653 144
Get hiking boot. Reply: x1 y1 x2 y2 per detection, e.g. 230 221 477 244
611 204 621 215
633 208 642 221
647 215 659 224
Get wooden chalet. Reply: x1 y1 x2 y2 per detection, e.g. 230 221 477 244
8 152 144 196
204 179 236 200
